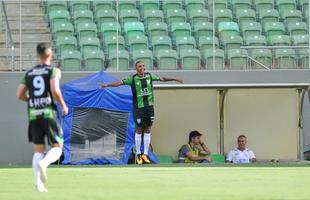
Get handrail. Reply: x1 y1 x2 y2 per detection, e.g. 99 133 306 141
1 0 15 71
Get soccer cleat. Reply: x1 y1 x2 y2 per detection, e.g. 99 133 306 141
136 154 143 165
141 154 151 164
38 161 48 184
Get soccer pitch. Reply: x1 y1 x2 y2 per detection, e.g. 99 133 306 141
1 165 310 200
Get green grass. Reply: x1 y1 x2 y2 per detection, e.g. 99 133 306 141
1 165 310 200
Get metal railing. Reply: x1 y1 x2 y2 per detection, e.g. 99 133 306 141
1 0 14 71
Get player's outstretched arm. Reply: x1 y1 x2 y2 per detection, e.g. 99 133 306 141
16 84 28 102
50 70 68 116
160 77 183 83
100 81 123 88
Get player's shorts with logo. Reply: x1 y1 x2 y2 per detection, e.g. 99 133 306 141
133 106 155 128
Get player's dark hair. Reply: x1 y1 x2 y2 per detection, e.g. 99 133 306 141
135 60 144 68
37 43 51 59
189 130 202 143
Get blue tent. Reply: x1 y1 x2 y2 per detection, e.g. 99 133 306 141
60 72 159 164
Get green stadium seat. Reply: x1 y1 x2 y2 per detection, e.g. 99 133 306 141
184 0 205 12
118 0 137 11
124 22 145 38
213 9 233 27
231 0 252 13
296 49 309 69
244 35 267 46
162 0 183 15
218 22 240 37
264 22 285 38
179 49 201 70
291 34 309 46
46 1 67 15
108 50 130 70
73 10 94 29
298 0 309 13
100 22 121 42
76 22 98 41
269 35 291 46
198 36 220 53
139 0 160 16
240 22 262 37
119 9 140 25
227 49 248 70
52 22 74 41
104 35 125 54
83 49 105 71
276 0 297 14
95 9 116 29
143 10 164 26
250 49 273 69
92 1 114 14
275 49 297 69
287 21 308 35
166 9 187 24
147 22 169 38
210 154 225 163
69 1 90 13
132 49 154 70
61 50 82 71
235 9 256 25
157 155 174 163
208 0 228 10
127 35 149 52
253 0 274 11
280 10 302 25
48 10 70 28
171 22 192 42
220 35 243 51
56 36 78 58
194 22 214 40
175 36 196 51
258 9 280 25
155 49 178 70
187 9 209 26
304 9 309 24
79 37 101 55
151 36 172 54
202 49 225 70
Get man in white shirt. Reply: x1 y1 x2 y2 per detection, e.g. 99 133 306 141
226 135 256 164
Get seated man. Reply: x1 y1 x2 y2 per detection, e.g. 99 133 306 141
226 135 256 164
178 130 212 163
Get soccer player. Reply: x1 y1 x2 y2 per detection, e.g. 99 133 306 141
16 43 68 192
100 60 183 164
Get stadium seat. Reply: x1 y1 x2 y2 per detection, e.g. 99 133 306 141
147 22 169 38
79 37 101 55
92 1 114 15
274 49 297 69
198 36 220 53
95 9 116 29
104 35 125 54
151 36 172 54
175 36 196 51
220 35 243 52
210 154 226 163
269 35 291 46
179 49 201 70
298 0 309 13
124 22 145 38
280 10 302 25
240 22 262 37
56 36 78 58
162 0 183 15
100 22 121 41
193 22 214 40
275 0 297 14
119 9 140 25
69 1 90 13
258 9 280 25
287 22 308 35
291 34 309 46
227 49 248 70
117 0 137 11
213 9 233 27
264 22 285 38
76 22 98 41
48 10 70 28
139 0 160 16
166 9 187 24
52 22 74 41
155 49 178 70
253 0 274 11
157 155 174 163
184 0 205 12
231 0 252 13
296 49 309 69
127 35 149 52
72 10 94 29
187 9 209 26
218 22 240 37
108 50 130 70
250 49 273 69
170 22 192 41
235 9 256 25
143 10 164 26
46 1 67 15
83 49 105 71
132 49 154 70
61 50 82 71
244 35 267 46
202 49 225 70
208 0 228 10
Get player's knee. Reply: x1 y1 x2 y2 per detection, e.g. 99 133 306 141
144 127 151 133
136 128 143 134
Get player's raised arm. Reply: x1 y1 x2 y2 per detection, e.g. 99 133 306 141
160 77 183 83
100 81 123 89
50 68 68 116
